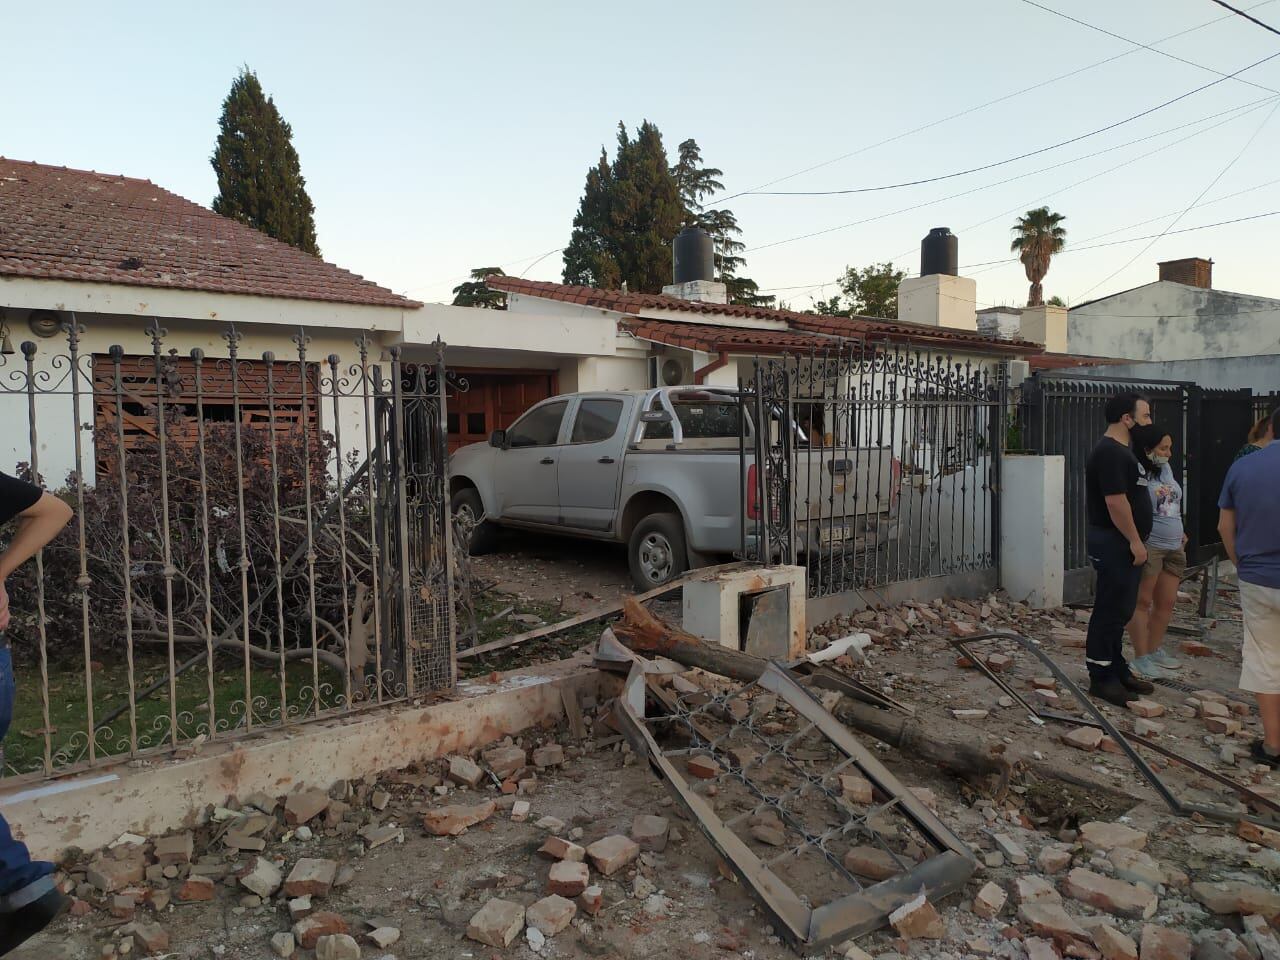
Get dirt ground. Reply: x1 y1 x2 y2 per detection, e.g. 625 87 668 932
471 530 636 613
25 573 1280 960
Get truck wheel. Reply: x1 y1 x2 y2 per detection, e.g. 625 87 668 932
451 488 498 555
628 514 688 590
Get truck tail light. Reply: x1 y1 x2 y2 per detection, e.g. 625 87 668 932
747 463 760 520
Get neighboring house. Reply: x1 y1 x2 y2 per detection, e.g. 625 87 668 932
1066 258 1280 391
0 157 422 479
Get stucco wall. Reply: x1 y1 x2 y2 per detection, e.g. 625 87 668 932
1068 355 1280 393
1069 281 1280 361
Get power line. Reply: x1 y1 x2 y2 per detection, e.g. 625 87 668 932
746 94 1275 257
1075 99 1279 298
741 50 1280 197
1207 0 1280 35
711 1 1276 202
1018 0 1278 95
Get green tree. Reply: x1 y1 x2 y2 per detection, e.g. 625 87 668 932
562 122 684 293
211 68 320 256
1010 207 1067 307
840 262 906 318
671 140 773 307
452 267 507 309
1047 295 1066 307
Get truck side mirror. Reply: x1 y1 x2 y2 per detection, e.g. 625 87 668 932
489 429 507 449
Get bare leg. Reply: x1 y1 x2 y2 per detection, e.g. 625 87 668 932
1147 570 1181 655
1128 575 1157 657
1259 693 1280 753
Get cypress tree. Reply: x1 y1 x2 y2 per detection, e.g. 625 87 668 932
211 68 320 256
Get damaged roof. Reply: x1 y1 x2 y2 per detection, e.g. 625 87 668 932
0 157 420 309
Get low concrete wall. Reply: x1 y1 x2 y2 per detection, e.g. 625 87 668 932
805 569 998 625
0 661 599 858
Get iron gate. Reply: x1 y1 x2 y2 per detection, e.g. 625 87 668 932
743 340 1005 599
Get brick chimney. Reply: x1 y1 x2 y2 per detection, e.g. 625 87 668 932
1157 257 1212 289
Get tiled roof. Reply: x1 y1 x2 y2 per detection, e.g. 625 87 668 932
489 276 1036 354
622 318 837 354
0 158 419 309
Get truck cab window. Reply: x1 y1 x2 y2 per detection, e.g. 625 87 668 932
507 401 567 447
571 399 624 443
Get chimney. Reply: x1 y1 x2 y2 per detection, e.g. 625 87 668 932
897 227 977 330
662 226 728 304
1157 257 1212 289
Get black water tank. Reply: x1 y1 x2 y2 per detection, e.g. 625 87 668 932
920 227 958 277
673 226 715 284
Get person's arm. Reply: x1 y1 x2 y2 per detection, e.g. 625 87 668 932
1218 507 1238 567
1104 494 1147 565
0 492 74 632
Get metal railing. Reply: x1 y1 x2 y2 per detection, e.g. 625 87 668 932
0 319 457 780
742 339 1006 599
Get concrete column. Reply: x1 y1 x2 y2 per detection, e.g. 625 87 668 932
1019 305 1068 353
683 565 807 658
999 455 1064 609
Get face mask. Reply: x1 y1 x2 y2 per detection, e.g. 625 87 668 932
1151 455 1169 466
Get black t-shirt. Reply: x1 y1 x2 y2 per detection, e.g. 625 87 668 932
0 470 42 526
1085 437 1154 541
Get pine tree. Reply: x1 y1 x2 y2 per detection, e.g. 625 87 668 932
211 68 320 256
562 122 686 293
670 140 772 307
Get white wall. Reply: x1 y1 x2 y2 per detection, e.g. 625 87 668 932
1067 355 1280 393
1069 281 1280 361
999 455 1064 608
405 302 617 357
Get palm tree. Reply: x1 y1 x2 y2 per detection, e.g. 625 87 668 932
1010 208 1066 307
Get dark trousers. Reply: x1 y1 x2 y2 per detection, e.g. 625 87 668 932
1085 527 1143 683
0 647 54 902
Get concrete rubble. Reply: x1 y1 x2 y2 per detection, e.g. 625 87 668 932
36 587 1280 959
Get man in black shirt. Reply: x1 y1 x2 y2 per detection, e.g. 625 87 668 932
1084 392 1156 707
0 470 73 951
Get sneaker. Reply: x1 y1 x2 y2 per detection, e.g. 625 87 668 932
1250 739 1280 769
1089 679 1138 709
1119 672 1156 695
1150 647 1182 670
1130 655 1174 680
0 887 69 954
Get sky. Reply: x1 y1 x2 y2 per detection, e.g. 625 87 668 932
4 0 1280 311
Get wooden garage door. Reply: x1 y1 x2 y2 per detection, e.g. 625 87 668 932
446 370 558 453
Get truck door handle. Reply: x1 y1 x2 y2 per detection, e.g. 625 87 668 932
540 457 554 465
597 456 615 464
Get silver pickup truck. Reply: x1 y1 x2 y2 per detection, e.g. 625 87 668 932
448 387 899 589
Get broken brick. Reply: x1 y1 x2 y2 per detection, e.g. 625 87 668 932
1138 924 1191 960
532 744 565 768
176 875 215 902
586 835 640 876
840 774 874 805
751 822 787 846
1133 718 1164 737
1080 821 1147 851
1238 819 1280 852
293 912 350 950
843 845 902 881
283 858 338 898
422 799 495 836
985 652 1013 671
1179 641 1214 657
579 885 603 915
270 932 296 958
447 755 484 787
888 891 944 940
1127 699 1164 718
314 935 361 960
1093 923 1138 960
1191 880 1280 920
237 856 283 899
973 881 1007 919
687 755 720 779
1024 938 1060 960
1205 716 1243 735
482 744 527 780
153 832 193 865
466 898 525 948
547 861 590 897
526 893 577 936
86 855 145 893
538 836 586 862
1063 867 1157 919
1018 902 1089 943
630 815 670 852
1037 845 1073 874
1015 875 1061 905
131 921 170 956
993 834 1029 865
1062 727 1104 752
285 788 330 826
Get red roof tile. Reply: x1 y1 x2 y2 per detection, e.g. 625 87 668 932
0 158 419 309
622 318 837 354
489 276 1035 354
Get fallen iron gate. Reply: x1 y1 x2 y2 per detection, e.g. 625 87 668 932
742 339 1006 599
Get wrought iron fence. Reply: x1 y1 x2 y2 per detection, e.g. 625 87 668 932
1016 373 1262 597
0 319 457 781
1254 391 1280 425
742 339 1006 599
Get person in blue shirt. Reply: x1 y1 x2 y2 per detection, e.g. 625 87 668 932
1126 424 1187 680
1218 406 1280 768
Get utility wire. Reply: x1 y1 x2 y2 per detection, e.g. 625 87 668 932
1075 99 1279 297
711 1 1276 202
741 50 1280 197
1207 0 1280 35
1018 0 1278 95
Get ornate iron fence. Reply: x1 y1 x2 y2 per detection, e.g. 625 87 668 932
0 319 457 780
742 340 1006 599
